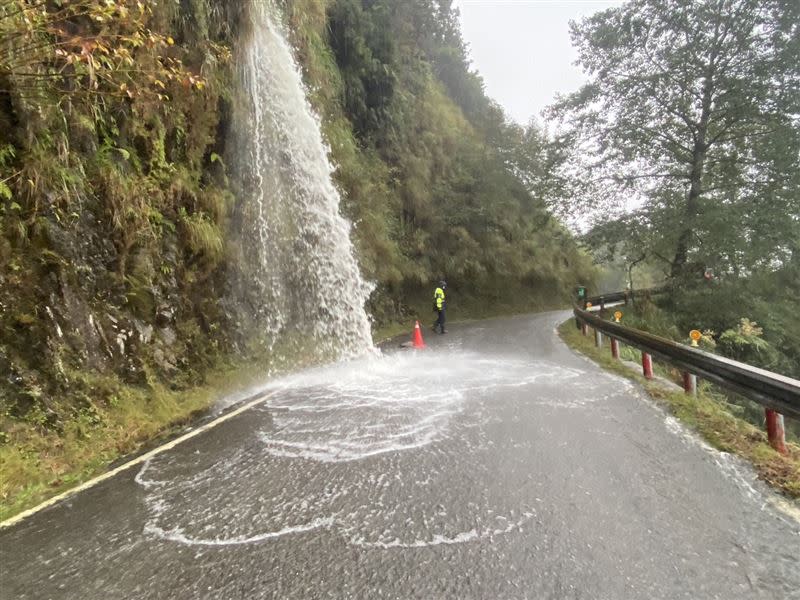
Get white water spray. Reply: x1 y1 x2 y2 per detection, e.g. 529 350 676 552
234 1 373 359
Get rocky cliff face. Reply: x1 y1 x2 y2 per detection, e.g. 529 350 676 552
1 1 245 427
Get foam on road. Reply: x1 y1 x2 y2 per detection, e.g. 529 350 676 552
1 312 798 599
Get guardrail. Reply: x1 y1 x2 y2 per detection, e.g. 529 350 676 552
573 304 800 455
584 286 667 310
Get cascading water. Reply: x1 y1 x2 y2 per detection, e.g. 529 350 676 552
232 1 373 360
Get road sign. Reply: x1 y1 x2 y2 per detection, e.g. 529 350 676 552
690 330 701 347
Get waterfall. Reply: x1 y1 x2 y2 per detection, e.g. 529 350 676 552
232 2 373 361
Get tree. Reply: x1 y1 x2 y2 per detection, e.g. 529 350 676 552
582 211 668 291
549 0 800 281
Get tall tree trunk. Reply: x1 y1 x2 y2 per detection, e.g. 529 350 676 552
670 143 706 277
628 252 646 291
671 64 716 279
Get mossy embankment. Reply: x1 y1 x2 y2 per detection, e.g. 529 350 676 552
1 363 232 522
557 318 800 500
1 0 248 522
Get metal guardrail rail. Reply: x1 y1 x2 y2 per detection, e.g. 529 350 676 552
574 306 800 419
584 286 667 309
573 302 800 453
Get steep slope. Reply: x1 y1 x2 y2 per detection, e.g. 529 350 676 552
287 0 595 321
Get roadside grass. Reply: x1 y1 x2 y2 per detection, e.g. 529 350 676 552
0 358 277 523
1 324 364 523
558 319 800 500
373 321 415 344
0 357 292 521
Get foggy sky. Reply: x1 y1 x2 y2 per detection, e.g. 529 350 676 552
455 0 624 124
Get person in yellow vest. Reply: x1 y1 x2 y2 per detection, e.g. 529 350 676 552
432 280 447 334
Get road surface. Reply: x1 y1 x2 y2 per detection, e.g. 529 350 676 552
1 312 798 599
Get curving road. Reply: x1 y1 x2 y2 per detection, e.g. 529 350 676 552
1 312 798 599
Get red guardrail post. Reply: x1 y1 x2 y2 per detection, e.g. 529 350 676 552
610 337 619 359
641 352 654 379
581 323 588 336
682 372 697 396
765 409 787 455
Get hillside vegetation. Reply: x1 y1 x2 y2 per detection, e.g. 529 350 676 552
0 0 593 515
286 0 594 321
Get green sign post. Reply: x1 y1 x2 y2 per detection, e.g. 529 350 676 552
574 285 587 329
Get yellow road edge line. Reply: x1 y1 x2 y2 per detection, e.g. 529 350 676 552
0 390 279 530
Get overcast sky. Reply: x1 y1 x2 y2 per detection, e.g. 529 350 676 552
454 0 624 124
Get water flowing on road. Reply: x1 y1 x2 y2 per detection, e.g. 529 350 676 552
2 312 798 599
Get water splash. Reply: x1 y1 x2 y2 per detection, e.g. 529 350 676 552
257 351 585 462
134 350 584 548
232 1 373 360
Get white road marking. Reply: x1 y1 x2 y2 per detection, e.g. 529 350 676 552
0 390 280 529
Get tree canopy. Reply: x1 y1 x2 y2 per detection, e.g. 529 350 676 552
548 0 800 282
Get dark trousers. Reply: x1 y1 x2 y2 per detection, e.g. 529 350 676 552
434 308 446 332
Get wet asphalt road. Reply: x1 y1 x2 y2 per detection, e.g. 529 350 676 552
1 311 799 599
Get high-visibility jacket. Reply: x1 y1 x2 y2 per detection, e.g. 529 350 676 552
434 287 445 310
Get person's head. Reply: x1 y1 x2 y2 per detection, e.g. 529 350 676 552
439 280 447 290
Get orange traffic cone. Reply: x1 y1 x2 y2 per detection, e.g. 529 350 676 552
412 320 426 349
